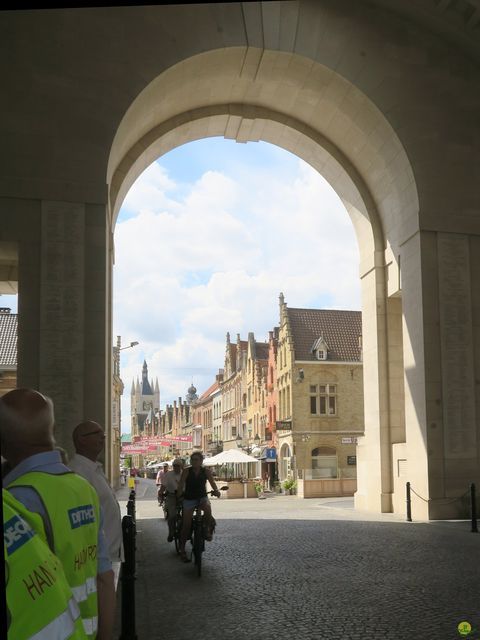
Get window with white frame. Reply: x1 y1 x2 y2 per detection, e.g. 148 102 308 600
309 384 337 415
311 446 337 478
311 337 328 361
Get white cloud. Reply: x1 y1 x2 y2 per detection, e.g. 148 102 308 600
114 151 360 432
122 162 178 214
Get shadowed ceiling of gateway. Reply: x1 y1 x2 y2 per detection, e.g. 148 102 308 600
7 0 480 59
374 0 480 61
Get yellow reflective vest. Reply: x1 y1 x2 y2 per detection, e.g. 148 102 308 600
8 472 100 639
3 489 87 640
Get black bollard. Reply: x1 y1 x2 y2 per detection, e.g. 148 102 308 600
119 515 137 640
471 483 478 533
127 490 136 524
406 482 412 522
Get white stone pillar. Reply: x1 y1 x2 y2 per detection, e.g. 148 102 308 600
355 250 393 512
400 231 430 519
401 230 480 519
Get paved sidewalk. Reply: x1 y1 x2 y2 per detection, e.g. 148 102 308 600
114 479 480 640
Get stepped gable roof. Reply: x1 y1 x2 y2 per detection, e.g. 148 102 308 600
255 342 269 361
226 341 236 369
287 308 362 362
0 310 17 368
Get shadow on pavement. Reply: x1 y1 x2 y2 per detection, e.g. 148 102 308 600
114 512 479 640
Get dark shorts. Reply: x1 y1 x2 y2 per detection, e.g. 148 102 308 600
183 496 209 511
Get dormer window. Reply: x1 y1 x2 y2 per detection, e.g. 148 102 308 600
311 337 328 361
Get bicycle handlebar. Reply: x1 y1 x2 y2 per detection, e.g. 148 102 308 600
177 486 228 499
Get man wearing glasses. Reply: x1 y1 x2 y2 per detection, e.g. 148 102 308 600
69 421 124 575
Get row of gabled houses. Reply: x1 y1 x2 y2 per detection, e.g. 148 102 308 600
130 293 365 496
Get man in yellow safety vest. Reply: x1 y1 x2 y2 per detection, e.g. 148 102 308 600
0 389 116 640
3 488 87 639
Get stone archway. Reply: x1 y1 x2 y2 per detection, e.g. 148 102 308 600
107 48 416 516
2 4 479 516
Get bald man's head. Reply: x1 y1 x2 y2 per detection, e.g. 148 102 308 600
72 420 105 461
0 388 55 464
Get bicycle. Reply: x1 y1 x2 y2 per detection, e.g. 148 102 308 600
158 486 169 520
172 500 183 554
182 486 228 576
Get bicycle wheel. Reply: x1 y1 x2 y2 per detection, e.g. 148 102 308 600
174 513 182 554
192 523 203 577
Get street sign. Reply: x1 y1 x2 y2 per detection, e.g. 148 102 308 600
275 421 291 431
347 455 357 465
341 437 358 444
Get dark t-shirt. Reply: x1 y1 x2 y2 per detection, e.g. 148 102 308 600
184 467 207 500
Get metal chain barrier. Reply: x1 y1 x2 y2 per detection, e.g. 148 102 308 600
410 486 470 504
406 482 478 532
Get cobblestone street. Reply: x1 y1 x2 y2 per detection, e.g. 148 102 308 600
116 480 479 640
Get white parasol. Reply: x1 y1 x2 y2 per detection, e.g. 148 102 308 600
203 448 259 465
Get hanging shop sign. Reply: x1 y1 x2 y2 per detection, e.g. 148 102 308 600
265 447 277 461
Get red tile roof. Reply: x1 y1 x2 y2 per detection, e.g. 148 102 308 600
198 380 220 402
287 308 362 362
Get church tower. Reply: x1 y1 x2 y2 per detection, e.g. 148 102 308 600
131 360 160 436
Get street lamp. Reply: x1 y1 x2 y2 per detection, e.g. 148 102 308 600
113 337 139 480
236 432 261 454
120 341 139 350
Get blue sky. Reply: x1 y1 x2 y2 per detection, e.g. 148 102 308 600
114 138 360 431
0 138 361 433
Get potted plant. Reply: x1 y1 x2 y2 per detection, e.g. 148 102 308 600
282 477 297 495
254 481 264 498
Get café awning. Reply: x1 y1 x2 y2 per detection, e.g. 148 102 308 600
203 448 259 465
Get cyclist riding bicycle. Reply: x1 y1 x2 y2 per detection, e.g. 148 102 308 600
162 458 184 542
176 451 220 562
156 463 169 506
